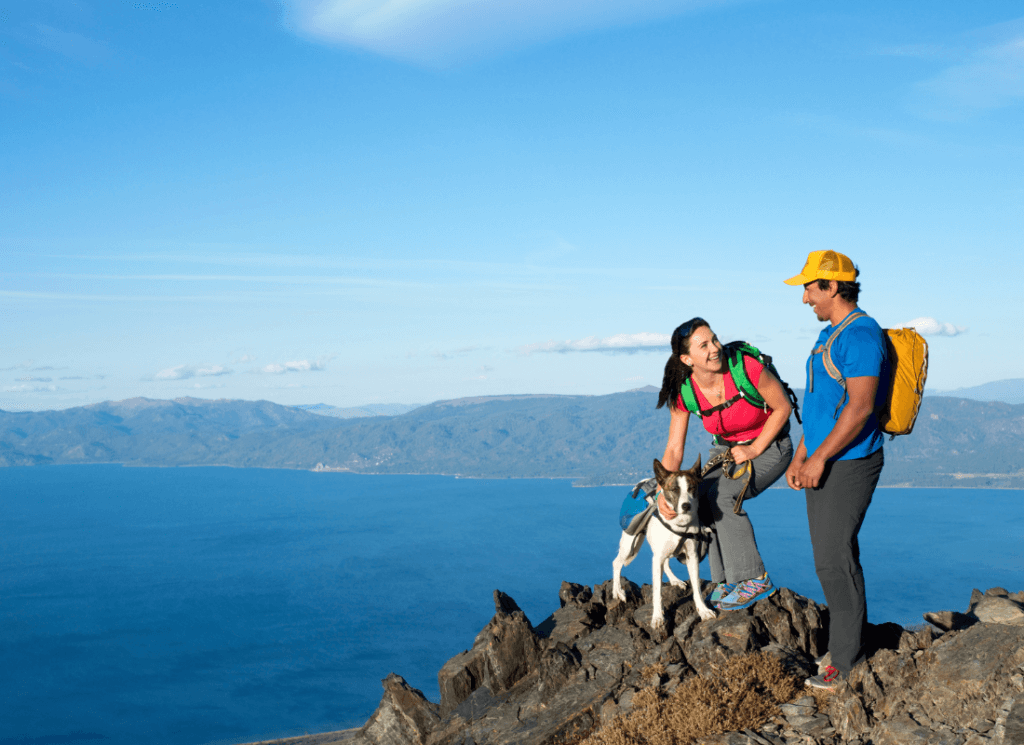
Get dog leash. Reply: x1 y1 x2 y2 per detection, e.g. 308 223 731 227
701 450 753 515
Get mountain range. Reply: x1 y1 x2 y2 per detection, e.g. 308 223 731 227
2 386 1022 488
927 378 1024 405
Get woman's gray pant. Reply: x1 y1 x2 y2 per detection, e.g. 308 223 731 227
699 435 793 585
805 448 884 675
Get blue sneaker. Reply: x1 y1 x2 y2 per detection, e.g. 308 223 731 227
718 572 776 610
706 581 736 609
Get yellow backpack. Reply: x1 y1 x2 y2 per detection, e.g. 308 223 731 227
812 313 929 438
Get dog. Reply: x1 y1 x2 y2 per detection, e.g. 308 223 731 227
612 457 716 629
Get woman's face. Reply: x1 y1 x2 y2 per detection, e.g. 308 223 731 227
682 326 723 373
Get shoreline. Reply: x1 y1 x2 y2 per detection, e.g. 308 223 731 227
236 728 361 745
4 461 1023 490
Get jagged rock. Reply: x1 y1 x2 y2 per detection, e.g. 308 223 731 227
574 625 641 681
697 733 759 744
752 587 828 659
971 596 1024 625
682 610 771 670
779 701 816 717
340 583 1024 745
833 695 871 741
593 578 643 627
536 641 581 701
559 581 593 607
436 590 541 716
869 713 941 744
788 712 831 734
923 609 976 632
898 625 937 653
535 603 601 646
357 674 440 745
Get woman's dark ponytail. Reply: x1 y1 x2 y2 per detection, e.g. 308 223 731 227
657 354 691 410
656 317 707 410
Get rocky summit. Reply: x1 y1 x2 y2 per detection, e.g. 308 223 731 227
247 583 1024 745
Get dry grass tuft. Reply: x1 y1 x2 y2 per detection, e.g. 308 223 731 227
581 651 801 745
806 685 835 713
642 663 667 681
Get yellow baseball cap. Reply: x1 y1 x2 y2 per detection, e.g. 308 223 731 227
783 250 857 285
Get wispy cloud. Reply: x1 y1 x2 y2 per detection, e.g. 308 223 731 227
911 20 1024 118
16 376 52 383
279 0 743 65
897 317 968 337
433 345 481 361
259 359 328 374
3 383 59 393
153 365 234 381
518 332 670 355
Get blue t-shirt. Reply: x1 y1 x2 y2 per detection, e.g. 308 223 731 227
803 310 888 461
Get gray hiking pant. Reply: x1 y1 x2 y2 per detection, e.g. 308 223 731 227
805 448 884 675
700 435 793 585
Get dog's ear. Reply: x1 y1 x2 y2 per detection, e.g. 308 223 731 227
690 454 701 474
653 459 670 481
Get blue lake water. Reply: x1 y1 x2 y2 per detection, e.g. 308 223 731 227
1 465 1021 745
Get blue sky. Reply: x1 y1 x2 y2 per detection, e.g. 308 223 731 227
2 0 1022 411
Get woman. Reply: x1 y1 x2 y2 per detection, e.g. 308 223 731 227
657 317 794 610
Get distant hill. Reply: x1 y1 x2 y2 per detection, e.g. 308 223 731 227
292 402 424 419
1 392 1021 488
927 378 1024 405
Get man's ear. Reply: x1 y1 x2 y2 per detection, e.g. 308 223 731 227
828 280 839 297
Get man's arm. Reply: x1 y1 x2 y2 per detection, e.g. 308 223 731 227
794 375 878 489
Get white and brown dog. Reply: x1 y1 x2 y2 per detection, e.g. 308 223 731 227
612 457 716 629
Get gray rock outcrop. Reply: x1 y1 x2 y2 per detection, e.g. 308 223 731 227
284 584 1024 745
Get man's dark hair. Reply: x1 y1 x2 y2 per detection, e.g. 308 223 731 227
816 266 860 304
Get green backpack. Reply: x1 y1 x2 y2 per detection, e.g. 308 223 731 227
679 342 801 424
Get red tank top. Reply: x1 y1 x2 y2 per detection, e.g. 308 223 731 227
676 355 771 442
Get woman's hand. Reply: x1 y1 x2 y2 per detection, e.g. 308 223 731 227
730 444 758 465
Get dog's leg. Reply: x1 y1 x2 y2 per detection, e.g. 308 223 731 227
612 531 643 602
650 541 675 631
681 537 716 621
663 560 687 589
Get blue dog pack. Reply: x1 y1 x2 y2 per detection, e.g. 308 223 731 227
619 477 659 535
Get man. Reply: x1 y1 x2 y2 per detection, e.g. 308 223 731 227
784 250 889 690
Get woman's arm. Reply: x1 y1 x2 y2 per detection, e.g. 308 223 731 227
730 368 792 465
661 405 690 471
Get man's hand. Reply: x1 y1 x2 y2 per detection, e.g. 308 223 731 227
794 455 826 489
785 455 804 490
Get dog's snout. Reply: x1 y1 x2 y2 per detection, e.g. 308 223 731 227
680 501 691 512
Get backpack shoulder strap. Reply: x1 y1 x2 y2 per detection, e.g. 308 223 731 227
678 377 701 415
821 311 867 384
679 375 742 418
809 311 868 418
725 342 765 408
